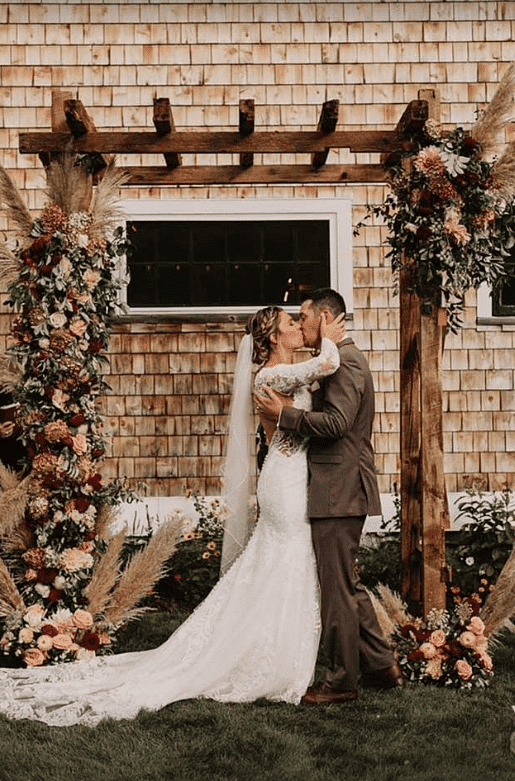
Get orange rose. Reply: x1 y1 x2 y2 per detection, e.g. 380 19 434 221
419 642 437 659
467 616 485 636
458 631 476 649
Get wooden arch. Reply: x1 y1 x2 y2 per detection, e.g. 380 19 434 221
19 88 449 616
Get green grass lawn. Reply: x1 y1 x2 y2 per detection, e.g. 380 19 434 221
1 611 515 781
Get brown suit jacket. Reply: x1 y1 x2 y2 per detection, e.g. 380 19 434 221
279 337 382 519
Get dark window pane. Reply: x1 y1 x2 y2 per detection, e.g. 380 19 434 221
126 219 330 308
493 259 515 316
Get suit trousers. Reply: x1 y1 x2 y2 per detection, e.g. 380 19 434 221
311 516 396 692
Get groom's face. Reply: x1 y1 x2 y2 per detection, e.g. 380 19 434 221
299 300 321 349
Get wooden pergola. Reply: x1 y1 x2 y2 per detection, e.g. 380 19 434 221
19 88 449 616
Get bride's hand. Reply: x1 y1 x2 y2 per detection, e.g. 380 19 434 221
320 312 346 343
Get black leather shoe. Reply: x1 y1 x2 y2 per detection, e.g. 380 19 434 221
361 663 405 689
301 684 358 705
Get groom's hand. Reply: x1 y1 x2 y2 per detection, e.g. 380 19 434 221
254 385 292 423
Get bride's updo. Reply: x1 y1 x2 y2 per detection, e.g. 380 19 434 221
246 306 282 366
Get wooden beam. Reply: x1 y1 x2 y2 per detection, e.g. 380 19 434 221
239 99 255 170
153 97 181 170
20 129 404 156
39 89 74 167
311 99 339 170
63 98 108 173
106 163 389 186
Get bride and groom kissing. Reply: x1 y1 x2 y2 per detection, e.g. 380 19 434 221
253 287 404 704
0 288 402 727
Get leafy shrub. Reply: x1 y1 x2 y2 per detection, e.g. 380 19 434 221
447 490 515 595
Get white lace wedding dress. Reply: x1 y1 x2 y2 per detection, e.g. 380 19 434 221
0 339 339 727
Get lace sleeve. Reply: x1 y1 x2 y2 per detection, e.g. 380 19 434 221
255 338 340 394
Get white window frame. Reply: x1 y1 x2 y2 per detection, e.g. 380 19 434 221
118 198 354 318
477 282 515 325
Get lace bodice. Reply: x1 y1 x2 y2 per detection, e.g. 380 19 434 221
255 337 340 456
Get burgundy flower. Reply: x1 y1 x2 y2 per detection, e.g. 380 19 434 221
408 650 425 661
41 623 59 637
74 497 91 513
36 567 58 585
81 632 101 651
69 413 86 427
48 589 64 603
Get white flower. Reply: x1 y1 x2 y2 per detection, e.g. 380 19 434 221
39 338 50 349
58 257 72 278
49 311 67 329
77 233 89 248
35 583 51 598
53 576 67 590
465 556 475 566
76 647 96 662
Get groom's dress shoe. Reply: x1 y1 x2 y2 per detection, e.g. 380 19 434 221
361 663 405 689
301 684 358 705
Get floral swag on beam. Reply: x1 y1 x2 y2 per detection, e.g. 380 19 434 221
0 155 181 667
358 62 515 332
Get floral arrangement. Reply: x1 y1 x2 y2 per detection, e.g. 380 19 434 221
359 62 515 331
371 585 494 690
393 603 493 689
0 155 181 666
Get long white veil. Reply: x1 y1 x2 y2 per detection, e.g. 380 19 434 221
220 333 257 575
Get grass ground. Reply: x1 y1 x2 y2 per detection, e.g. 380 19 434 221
1 612 515 781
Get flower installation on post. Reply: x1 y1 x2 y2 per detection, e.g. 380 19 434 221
359 62 515 331
0 155 181 667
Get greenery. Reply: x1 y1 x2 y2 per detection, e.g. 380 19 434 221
1 611 515 781
447 491 515 595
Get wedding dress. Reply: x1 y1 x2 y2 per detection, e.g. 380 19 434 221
0 338 339 727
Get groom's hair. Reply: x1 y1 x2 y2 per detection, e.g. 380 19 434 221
302 288 346 318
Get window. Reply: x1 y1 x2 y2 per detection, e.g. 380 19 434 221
492 259 515 317
119 199 353 318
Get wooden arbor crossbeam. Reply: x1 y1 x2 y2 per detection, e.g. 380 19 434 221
20 92 415 186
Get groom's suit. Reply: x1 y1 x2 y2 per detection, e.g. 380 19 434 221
279 337 395 691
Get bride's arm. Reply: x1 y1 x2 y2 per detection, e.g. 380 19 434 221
255 337 340 396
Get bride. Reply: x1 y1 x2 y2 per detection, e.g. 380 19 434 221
0 305 344 727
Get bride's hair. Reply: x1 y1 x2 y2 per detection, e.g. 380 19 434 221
246 306 282 365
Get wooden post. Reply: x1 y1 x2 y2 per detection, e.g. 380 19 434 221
399 89 449 615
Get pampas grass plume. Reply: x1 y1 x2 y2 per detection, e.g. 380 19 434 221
472 61 515 158
0 556 25 617
481 542 515 643
0 165 33 238
368 589 397 642
103 518 182 629
85 528 126 620
0 473 30 542
375 583 412 627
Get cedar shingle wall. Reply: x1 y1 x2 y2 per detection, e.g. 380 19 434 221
0 1 514 498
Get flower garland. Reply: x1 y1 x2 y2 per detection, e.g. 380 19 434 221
0 158 145 666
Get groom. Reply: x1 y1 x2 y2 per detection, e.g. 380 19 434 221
257 288 403 703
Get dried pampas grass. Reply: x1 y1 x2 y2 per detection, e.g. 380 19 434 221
0 556 24 617
94 502 120 542
472 61 515 158
374 583 412 627
0 165 33 239
0 241 21 292
103 518 181 629
45 150 91 215
491 142 515 201
84 528 126 620
0 355 22 395
89 158 129 242
368 589 397 642
0 473 30 542
481 542 515 644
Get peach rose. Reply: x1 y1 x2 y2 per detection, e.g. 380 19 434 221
24 569 38 582
52 633 73 650
420 642 437 659
18 627 34 644
71 433 88 455
458 631 476 649
425 658 443 679
467 616 485 636
72 609 94 630
49 311 67 329
69 318 87 337
480 653 493 672
24 648 45 667
455 660 473 680
429 630 446 648
37 635 53 652
84 269 101 289
24 604 46 628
